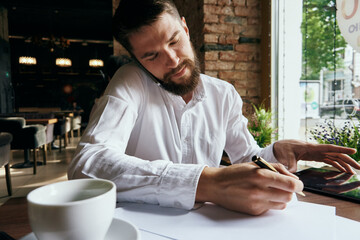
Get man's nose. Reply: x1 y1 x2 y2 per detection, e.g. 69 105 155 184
164 49 179 68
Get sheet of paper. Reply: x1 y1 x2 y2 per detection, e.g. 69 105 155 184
138 229 177 240
115 198 336 240
335 216 360 239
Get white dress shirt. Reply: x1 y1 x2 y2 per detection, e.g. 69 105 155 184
67 62 277 210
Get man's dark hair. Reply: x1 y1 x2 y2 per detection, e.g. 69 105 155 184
112 0 181 53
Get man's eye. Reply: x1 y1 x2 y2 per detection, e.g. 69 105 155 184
148 53 158 61
170 38 180 45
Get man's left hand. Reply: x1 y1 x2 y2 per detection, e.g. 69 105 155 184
273 139 360 174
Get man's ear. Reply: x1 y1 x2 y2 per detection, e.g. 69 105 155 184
181 17 190 38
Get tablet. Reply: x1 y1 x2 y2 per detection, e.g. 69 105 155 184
295 168 360 203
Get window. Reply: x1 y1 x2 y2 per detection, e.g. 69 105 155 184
274 0 360 142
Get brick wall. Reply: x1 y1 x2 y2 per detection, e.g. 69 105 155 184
112 0 264 115
202 0 262 115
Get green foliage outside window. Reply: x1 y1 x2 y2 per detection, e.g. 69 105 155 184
301 0 346 80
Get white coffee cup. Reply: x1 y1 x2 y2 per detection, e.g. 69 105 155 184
27 178 116 240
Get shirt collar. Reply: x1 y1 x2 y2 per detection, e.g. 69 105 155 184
193 75 206 102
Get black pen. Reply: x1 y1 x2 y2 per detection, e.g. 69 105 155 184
252 155 306 197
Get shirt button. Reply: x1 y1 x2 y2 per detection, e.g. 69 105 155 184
174 201 182 208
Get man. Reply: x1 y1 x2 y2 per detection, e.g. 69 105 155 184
68 0 360 215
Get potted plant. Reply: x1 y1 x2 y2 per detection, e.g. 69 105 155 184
247 104 278 148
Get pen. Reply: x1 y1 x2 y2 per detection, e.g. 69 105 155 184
252 155 306 197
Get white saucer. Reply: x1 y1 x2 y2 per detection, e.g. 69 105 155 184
20 217 141 240
106 218 140 239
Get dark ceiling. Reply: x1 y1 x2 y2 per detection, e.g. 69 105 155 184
2 0 113 41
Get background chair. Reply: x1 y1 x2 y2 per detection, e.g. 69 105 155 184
21 112 55 161
0 132 13 196
43 119 54 159
0 117 46 174
0 112 55 161
71 114 82 139
53 116 67 152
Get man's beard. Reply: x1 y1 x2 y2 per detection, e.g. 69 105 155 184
160 55 201 96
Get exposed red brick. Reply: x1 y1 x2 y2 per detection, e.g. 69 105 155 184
220 52 247 61
235 43 259 52
220 6 235 16
217 0 230 6
204 34 219 43
225 34 239 44
233 25 246 35
201 0 262 101
204 13 219 23
219 15 247 25
205 51 219 61
245 81 259 89
233 0 246 7
204 23 234 34
234 25 260 37
204 71 219 78
235 62 247 71
247 71 261 81
224 79 235 85
219 70 246 80
246 88 260 97
204 5 223 14
235 62 260 71
235 84 250 94
237 88 247 97
204 0 217 4
241 79 260 88
218 35 226 44
205 61 235 70
234 6 260 17
247 52 260 61
247 0 260 7
245 25 261 37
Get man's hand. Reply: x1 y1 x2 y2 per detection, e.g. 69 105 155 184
196 163 304 215
273 139 360 174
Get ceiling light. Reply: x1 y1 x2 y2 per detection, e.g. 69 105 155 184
56 58 72 67
89 59 104 68
19 56 37 65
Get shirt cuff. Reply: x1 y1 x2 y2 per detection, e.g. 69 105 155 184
259 142 278 163
157 163 206 210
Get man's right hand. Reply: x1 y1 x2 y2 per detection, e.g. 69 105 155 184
195 162 304 215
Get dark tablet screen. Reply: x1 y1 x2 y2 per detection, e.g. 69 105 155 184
295 168 360 203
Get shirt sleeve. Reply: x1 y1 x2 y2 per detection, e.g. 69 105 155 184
223 86 278 164
67 65 205 210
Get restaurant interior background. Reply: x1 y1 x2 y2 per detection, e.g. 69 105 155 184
0 0 113 125
0 0 360 145
1 2 360 237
